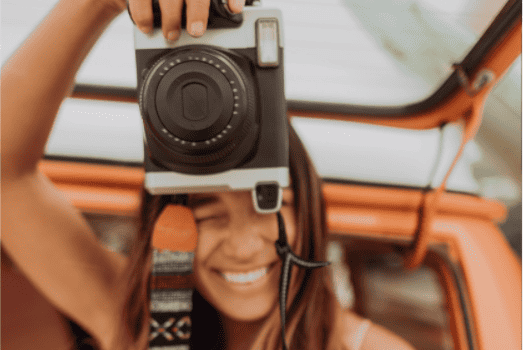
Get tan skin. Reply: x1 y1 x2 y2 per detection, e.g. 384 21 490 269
2 0 415 349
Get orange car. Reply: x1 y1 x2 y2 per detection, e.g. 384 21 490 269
2 0 521 349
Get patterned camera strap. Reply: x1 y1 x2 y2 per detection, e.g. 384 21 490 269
150 205 198 350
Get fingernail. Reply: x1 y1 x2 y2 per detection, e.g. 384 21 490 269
167 30 180 42
190 21 205 37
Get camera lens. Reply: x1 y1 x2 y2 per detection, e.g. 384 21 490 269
139 47 258 174
182 83 207 121
155 62 231 142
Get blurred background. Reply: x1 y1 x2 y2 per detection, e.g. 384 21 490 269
2 0 520 349
3 0 520 256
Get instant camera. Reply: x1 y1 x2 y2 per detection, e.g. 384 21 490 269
133 0 288 213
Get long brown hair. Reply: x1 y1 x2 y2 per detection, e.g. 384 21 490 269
119 124 342 350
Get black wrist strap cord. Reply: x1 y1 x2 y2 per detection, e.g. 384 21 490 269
274 212 330 350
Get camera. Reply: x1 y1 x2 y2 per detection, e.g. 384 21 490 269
133 0 289 213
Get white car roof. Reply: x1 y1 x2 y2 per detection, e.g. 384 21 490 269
46 98 481 193
4 0 498 194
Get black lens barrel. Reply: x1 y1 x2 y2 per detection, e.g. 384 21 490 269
139 47 259 173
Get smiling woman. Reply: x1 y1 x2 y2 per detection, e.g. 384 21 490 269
1 0 417 348
189 184 296 332
119 125 416 350
191 190 291 337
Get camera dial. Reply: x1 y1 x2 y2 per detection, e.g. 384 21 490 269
139 47 258 174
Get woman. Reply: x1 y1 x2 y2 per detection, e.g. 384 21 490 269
2 0 415 349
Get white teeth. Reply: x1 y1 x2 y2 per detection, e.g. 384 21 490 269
222 267 268 284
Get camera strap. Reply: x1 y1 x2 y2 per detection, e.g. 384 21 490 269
149 204 198 350
274 212 330 350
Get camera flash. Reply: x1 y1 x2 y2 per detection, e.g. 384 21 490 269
256 19 279 67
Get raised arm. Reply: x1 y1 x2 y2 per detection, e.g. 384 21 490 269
2 0 126 177
1 0 239 177
1 0 131 348
2 0 240 348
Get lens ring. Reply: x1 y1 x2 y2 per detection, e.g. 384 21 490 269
143 49 248 150
155 62 231 142
139 46 258 172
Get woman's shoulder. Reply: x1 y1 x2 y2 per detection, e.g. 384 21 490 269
1 245 128 350
337 309 416 350
2 250 76 350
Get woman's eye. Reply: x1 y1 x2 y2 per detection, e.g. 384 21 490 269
195 215 227 225
195 217 212 224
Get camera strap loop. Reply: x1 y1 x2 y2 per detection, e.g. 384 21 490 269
274 212 330 350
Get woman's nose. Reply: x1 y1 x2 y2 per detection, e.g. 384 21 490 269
221 211 276 261
222 227 264 261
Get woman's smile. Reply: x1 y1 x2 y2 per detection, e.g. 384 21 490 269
221 266 269 284
212 262 278 287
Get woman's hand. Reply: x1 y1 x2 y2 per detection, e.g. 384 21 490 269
128 0 245 42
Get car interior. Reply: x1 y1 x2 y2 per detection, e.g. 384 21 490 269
2 0 521 349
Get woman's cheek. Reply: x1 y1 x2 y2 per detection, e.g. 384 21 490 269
194 229 213 295
195 227 218 263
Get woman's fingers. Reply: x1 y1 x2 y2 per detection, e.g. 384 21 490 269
227 0 245 14
185 0 211 37
158 0 184 41
129 0 246 39
128 0 154 34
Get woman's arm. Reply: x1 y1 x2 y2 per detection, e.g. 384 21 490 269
2 171 130 349
2 0 126 178
2 1 130 348
1 0 227 177
2 0 239 348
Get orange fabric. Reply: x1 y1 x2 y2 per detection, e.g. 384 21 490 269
152 205 198 253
